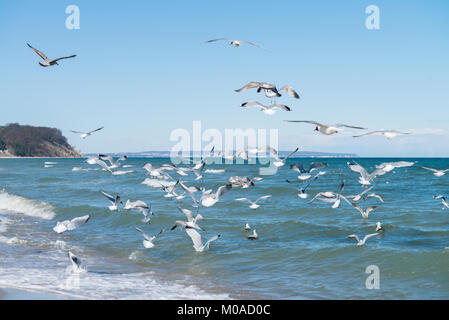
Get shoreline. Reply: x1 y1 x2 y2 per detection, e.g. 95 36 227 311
0 287 76 300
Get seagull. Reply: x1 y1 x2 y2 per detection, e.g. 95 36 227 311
135 227 164 248
70 127 104 139
201 184 232 207
171 207 205 231
99 155 128 169
375 222 384 232
345 185 376 202
255 146 299 167
240 101 291 115
348 233 379 246
27 43 76 67
203 38 263 49
243 223 251 231
185 229 221 252
143 163 173 179
433 195 449 210
235 195 272 209
309 181 346 208
125 200 153 222
347 161 388 186
285 120 366 135
375 161 416 172
353 130 411 140
53 215 90 234
235 82 300 103
287 173 322 199
247 229 258 240
68 251 82 272
290 162 327 180
178 181 202 206
228 176 264 188
101 191 122 211
350 203 377 219
421 167 449 177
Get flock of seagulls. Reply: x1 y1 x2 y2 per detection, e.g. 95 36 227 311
26 40 448 273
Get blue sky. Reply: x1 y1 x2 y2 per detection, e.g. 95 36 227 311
0 0 448 156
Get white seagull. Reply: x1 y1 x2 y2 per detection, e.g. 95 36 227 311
185 228 221 252
244 223 251 231
421 167 449 177
200 184 232 207
101 191 122 211
375 161 416 172
27 43 76 67
247 229 258 240
70 127 104 139
125 200 153 223
204 38 263 49
99 154 128 169
235 82 300 103
285 120 366 135
347 161 388 186
375 222 384 232
254 146 299 167
235 195 272 209
353 130 411 140
135 227 164 248
53 215 90 234
347 233 379 246
241 101 291 115
290 162 327 180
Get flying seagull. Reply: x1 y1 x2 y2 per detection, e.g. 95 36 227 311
285 120 366 135
353 130 411 140
421 167 449 177
203 38 263 49
171 207 205 231
347 233 379 246
350 203 377 219
290 162 327 180
99 155 128 169
53 215 90 234
235 195 272 209
101 191 122 211
241 101 291 115
253 146 299 168
185 228 221 252
125 200 153 223
200 184 232 207
433 195 449 210
135 227 164 248
375 161 416 172
70 127 104 139
375 222 384 232
27 43 76 67
347 161 388 186
235 82 300 103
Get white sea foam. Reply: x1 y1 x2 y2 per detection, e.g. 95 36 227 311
141 178 176 188
112 170 134 175
122 165 133 168
205 169 225 174
0 190 55 220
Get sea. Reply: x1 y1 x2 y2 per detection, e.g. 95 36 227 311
0 157 449 299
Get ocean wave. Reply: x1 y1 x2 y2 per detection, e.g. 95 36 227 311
112 170 134 175
0 190 55 220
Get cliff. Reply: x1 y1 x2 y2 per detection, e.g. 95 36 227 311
0 123 81 158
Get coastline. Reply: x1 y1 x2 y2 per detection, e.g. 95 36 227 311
0 287 75 300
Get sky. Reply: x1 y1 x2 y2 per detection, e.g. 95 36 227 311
0 0 448 157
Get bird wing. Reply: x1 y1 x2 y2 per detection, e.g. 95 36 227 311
87 127 104 134
235 82 262 92
101 191 116 203
366 194 384 203
284 120 323 127
352 131 382 138
271 104 291 111
347 161 368 179
178 207 194 222
204 234 221 249
278 85 300 99
135 227 153 242
179 181 198 204
422 166 438 173
185 228 203 251
290 164 306 173
68 215 90 230
241 101 266 109
215 184 232 199
284 147 299 161
203 38 232 43
347 234 360 242
52 54 77 62
235 198 251 203
363 233 379 242
239 40 263 49
335 124 366 130
255 195 272 203
366 206 377 215
70 130 85 134
27 43 48 61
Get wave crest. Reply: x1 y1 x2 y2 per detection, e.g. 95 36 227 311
0 190 55 220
